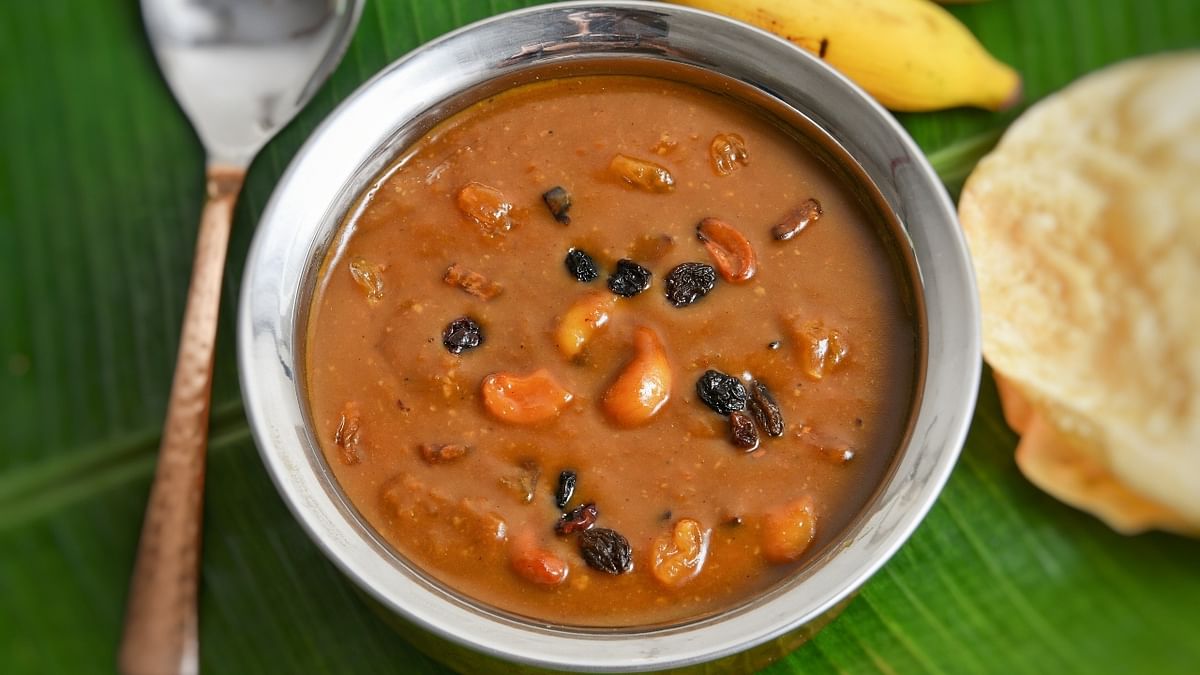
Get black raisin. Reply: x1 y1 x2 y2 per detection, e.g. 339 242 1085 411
607 259 652 297
729 410 760 451
556 502 598 535
555 470 577 508
747 380 785 437
441 316 483 354
565 248 600 282
664 262 717 307
696 369 747 415
543 186 572 224
578 528 633 574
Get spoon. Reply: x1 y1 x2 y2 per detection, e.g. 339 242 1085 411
121 2 361 673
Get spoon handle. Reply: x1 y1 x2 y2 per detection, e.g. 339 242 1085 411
119 164 245 675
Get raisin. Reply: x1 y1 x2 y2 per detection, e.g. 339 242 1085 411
747 380 785 437
418 443 470 464
610 154 675 193
442 316 484 354
556 502 598 535
729 410 760 451
457 182 516 236
650 518 711 588
500 460 541 504
579 527 633 574
565 248 600 282
664 262 717 307
607 259 652 297
696 369 747 415
542 186 572 224
348 258 385 303
333 402 363 465
443 263 502 300
762 496 818 563
710 133 749 176
771 198 823 241
629 233 674 262
555 470 577 508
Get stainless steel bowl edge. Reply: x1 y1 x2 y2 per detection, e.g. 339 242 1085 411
237 2 982 671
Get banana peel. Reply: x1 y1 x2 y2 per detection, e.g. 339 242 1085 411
673 0 1021 112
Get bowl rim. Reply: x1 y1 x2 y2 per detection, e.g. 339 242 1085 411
237 1 981 670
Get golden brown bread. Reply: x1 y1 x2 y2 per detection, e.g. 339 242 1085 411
959 53 1200 534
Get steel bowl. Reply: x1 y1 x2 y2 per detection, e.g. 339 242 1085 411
238 2 981 671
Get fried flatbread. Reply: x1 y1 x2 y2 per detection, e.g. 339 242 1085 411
959 53 1200 534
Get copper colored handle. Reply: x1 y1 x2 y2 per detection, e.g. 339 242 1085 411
119 165 245 675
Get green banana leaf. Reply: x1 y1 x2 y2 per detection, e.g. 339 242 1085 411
2 0 1198 673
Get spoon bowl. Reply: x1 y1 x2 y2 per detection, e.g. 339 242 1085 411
142 0 361 165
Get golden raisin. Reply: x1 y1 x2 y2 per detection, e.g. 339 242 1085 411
348 258 385 303
334 402 363 465
610 154 675 193
457 182 516 236
556 292 617 359
710 132 749 175
650 518 711 588
792 319 849 380
761 496 817 564
443 263 502 300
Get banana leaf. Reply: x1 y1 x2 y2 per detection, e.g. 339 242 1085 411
1 1 1198 673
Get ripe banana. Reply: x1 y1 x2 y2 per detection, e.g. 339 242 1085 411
672 0 1021 112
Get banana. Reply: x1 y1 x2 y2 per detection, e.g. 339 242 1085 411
672 0 1021 112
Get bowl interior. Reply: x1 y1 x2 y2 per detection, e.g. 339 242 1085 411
238 2 979 670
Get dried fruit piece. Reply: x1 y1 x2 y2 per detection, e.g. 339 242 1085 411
747 380 785 437
664 262 717 307
418 443 470 464
443 263 502 300
481 368 574 425
457 181 515 236
609 153 675 193
815 445 856 465
629 233 674 262
442 316 484 354
602 326 672 427
348 257 385 303
556 502 598 535
696 369 748 415
729 410 760 451
762 496 818 564
793 320 849 380
579 528 633 574
650 518 711 588
542 186 572 224
500 460 541 504
556 291 617 359
696 217 757 283
555 470 577 508
333 402 363 465
564 248 600 282
511 539 569 586
607 259 652 297
710 133 749 176
771 198 823 241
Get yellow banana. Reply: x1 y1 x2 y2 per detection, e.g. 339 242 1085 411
672 0 1021 112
